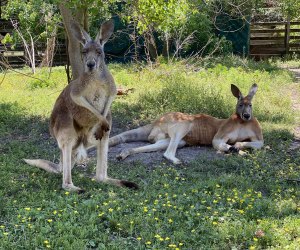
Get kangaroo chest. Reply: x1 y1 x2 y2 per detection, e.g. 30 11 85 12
85 81 110 114
227 126 255 143
70 78 112 128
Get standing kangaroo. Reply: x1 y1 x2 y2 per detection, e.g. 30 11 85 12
110 84 264 164
24 20 138 192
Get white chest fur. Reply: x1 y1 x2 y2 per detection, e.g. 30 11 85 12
228 127 255 143
85 80 109 115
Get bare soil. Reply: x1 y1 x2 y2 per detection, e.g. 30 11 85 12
107 141 220 166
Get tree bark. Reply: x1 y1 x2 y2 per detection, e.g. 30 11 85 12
144 29 158 61
39 28 57 68
58 1 84 81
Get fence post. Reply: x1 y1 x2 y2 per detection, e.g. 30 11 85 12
285 15 291 55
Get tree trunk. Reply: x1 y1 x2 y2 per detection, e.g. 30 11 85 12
39 29 57 68
162 33 170 60
58 1 85 81
144 28 158 61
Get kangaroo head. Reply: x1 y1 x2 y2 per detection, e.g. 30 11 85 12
71 19 114 73
231 83 258 121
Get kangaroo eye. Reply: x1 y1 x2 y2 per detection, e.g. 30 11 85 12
82 50 87 54
239 104 243 107
249 104 252 107
97 50 102 55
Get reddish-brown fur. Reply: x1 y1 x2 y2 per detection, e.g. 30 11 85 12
109 84 264 164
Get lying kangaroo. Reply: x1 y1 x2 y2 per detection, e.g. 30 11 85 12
110 84 263 164
24 20 138 191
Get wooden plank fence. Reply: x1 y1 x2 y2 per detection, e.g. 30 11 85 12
250 20 300 59
1 18 68 68
0 42 68 68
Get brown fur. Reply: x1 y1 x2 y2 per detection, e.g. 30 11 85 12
24 20 138 191
110 84 264 164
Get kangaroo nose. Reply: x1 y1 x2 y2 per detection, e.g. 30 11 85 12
87 61 95 70
243 114 250 120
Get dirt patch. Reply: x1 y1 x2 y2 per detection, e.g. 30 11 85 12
107 141 219 166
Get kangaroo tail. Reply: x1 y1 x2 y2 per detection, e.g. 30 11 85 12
109 124 153 147
23 159 61 174
103 177 139 189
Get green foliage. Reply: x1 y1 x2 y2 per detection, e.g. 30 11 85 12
110 59 293 128
278 0 300 19
3 0 61 43
1 33 13 45
182 10 232 56
0 59 299 249
125 0 189 34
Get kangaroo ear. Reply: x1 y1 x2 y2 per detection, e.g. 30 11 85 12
231 84 243 99
96 19 114 46
248 83 258 100
71 21 91 45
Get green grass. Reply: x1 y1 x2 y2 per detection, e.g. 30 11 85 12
0 58 299 249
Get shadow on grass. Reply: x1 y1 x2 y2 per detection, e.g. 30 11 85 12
0 102 62 193
0 102 53 155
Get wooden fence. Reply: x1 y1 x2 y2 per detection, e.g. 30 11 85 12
0 18 68 68
250 21 300 59
0 42 68 68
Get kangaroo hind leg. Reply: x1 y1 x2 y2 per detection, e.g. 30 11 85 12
117 138 171 160
109 124 153 146
57 130 83 192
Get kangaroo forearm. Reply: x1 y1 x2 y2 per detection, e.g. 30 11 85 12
212 138 231 152
71 94 106 122
102 96 114 117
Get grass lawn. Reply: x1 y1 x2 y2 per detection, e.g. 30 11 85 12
0 56 299 249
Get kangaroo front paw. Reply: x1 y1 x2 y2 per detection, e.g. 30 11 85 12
94 119 110 140
94 128 104 140
228 146 239 153
101 119 110 132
